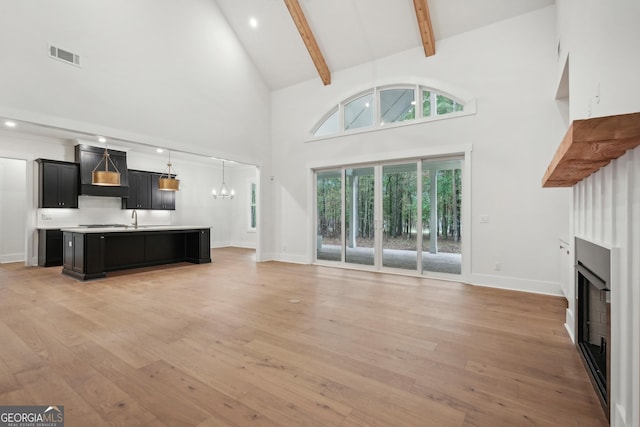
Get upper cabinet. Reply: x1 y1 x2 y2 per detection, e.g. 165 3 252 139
123 170 152 209
121 171 175 210
36 159 79 208
151 173 176 210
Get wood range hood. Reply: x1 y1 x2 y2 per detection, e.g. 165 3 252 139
542 112 640 187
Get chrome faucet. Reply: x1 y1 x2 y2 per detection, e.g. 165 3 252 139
131 210 138 229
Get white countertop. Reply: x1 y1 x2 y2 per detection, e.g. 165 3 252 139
59 225 210 233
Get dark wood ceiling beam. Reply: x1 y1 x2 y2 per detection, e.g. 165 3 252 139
413 0 436 57
283 0 331 85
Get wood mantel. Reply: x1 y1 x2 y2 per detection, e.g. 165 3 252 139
543 112 640 187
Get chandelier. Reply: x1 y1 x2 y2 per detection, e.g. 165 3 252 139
212 161 234 199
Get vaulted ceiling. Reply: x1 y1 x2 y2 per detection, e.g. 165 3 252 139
214 0 555 89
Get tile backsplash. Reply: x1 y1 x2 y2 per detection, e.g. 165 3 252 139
37 195 172 228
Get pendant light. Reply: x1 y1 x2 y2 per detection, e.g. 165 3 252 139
92 145 121 186
212 161 234 199
158 151 180 191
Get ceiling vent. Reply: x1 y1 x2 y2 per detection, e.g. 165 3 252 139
48 44 81 67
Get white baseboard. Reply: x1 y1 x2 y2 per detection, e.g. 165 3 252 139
564 308 575 343
211 241 232 249
211 242 256 250
469 273 563 296
230 241 256 249
258 252 278 262
271 253 309 265
0 253 24 263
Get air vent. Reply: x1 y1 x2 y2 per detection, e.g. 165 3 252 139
48 44 81 67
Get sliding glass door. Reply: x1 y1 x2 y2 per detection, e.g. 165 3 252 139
316 170 342 262
422 159 462 274
315 157 463 276
345 167 375 266
382 163 418 270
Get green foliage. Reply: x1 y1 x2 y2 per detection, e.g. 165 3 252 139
436 95 464 115
317 166 462 244
346 171 375 239
423 91 431 117
422 168 462 241
382 169 416 238
317 174 342 238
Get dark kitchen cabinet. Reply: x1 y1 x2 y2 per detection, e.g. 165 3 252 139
36 159 79 208
123 170 151 209
38 229 63 267
63 231 105 279
62 228 209 280
151 173 176 210
186 229 210 263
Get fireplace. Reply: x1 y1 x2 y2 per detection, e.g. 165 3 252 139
575 238 611 419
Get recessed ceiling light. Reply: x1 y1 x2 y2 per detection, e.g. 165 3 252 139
98 136 107 143
4 121 16 128
157 148 164 154
249 17 258 28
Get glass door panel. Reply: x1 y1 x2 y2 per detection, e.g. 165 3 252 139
316 170 342 262
382 163 418 270
422 159 462 274
345 167 375 266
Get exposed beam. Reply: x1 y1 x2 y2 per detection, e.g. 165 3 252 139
413 0 436 57
283 0 331 85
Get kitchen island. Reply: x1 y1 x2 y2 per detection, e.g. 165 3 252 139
61 226 211 280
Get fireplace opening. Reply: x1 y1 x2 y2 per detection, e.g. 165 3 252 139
575 238 611 418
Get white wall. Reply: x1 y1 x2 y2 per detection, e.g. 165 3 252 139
557 0 640 122
557 1 640 425
0 158 26 262
0 0 271 166
268 6 570 294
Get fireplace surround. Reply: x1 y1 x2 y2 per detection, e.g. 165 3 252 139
575 237 611 419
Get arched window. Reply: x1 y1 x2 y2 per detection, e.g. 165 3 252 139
314 108 339 137
312 84 471 138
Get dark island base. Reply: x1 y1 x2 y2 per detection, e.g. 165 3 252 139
62 269 107 281
62 228 211 281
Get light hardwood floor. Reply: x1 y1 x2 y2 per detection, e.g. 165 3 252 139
0 248 607 426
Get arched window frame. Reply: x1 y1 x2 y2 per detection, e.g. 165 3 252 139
310 83 475 141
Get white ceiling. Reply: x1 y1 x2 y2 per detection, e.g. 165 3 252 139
214 0 555 89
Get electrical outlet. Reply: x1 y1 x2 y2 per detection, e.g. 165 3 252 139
41 213 52 220
480 215 489 224
495 263 501 271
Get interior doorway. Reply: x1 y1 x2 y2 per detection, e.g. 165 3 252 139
0 157 27 263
